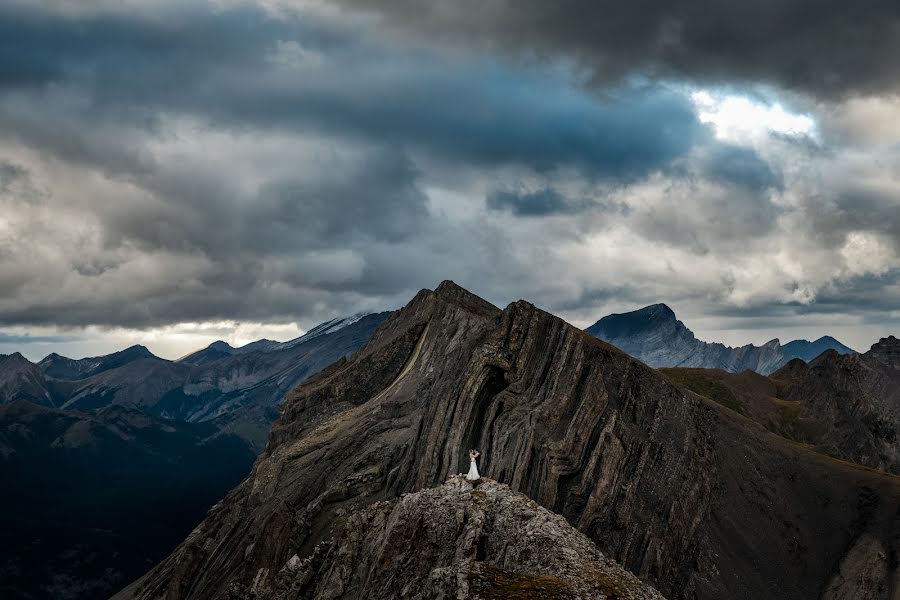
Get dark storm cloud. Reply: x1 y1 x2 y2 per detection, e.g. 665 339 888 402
828 183 900 248
487 188 575 216
0 332 79 345
336 0 900 97
87 147 429 259
250 152 428 246
679 269 900 326
263 77 704 179
0 4 298 94
699 145 783 192
0 160 28 190
0 3 707 181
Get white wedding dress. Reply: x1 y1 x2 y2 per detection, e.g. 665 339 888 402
466 456 480 480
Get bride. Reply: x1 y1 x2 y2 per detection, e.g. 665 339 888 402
466 449 481 481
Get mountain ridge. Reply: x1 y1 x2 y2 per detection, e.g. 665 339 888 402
0 313 393 448
586 303 855 374
38 345 160 380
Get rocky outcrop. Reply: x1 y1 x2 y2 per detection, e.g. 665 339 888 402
224 476 664 600
118 282 900 600
867 335 900 370
586 303 854 374
769 337 900 474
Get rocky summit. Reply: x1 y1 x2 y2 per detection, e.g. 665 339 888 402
220 475 665 600
867 335 900 370
116 282 900 600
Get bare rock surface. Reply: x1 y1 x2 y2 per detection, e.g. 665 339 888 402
224 475 665 600
116 281 900 600
769 337 900 474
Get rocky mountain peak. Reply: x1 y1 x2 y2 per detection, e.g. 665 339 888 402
120 344 156 358
434 279 500 317
810 348 843 365
641 302 677 319
772 357 809 378
38 352 64 363
207 340 235 352
866 335 900 369
38 344 163 381
585 303 683 340
1 351 31 366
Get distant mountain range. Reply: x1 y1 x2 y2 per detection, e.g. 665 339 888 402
1 311 391 450
0 311 391 599
586 303 855 374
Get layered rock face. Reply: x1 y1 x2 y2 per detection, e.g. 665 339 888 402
223 476 664 600
119 282 900 600
867 335 900 370
586 303 854 374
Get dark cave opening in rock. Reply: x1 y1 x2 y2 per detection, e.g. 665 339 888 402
459 365 508 475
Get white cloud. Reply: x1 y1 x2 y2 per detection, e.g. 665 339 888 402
841 231 896 278
691 89 817 143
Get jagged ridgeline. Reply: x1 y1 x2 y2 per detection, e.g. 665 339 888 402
116 282 900 600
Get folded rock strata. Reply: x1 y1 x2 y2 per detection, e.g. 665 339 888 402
116 281 900 600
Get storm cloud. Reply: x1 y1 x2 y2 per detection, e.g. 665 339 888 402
335 0 900 97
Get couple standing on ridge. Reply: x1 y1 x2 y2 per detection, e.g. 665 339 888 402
466 449 481 481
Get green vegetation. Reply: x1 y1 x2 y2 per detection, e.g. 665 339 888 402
659 368 744 415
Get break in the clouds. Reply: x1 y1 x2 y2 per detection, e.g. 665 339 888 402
0 0 897 359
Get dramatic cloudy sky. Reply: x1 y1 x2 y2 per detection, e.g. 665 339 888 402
1 0 899 360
